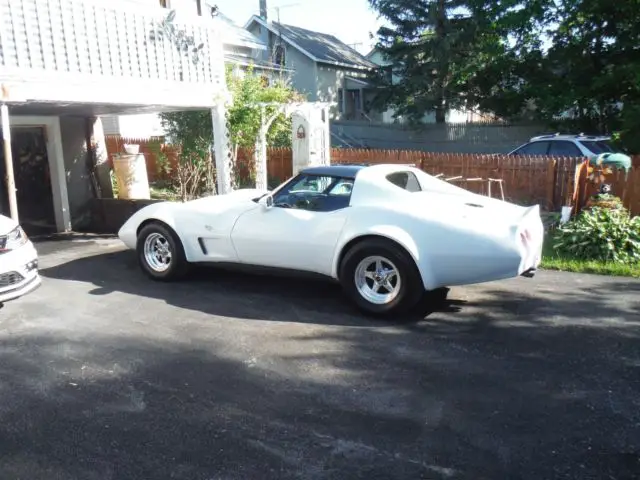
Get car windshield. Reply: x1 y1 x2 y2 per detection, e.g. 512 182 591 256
580 140 613 154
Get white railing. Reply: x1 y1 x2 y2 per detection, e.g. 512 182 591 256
0 0 225 87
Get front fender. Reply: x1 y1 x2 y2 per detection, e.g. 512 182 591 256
117 202 183 251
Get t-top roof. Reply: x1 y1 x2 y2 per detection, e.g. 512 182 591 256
300 164 368 178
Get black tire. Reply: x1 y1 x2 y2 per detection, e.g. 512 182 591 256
136 222 189 281
339 238 424 317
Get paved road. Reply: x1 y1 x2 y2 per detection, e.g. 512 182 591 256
0 238 638 480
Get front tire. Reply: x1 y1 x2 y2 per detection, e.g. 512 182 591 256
339 238 423 317
136 222 189 281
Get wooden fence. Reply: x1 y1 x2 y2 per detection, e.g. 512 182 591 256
105 136 640 214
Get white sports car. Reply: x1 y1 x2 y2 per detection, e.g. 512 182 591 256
118 164 543 316
0 214 41 309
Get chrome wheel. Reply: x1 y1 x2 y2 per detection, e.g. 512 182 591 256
354 255 402 305
143 232 172 272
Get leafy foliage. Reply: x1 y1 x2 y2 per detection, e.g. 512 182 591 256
585 193 623 211
225 66 304 150
367 0 640 149
158 65 302 196
553 204 640 264
367 0 549 123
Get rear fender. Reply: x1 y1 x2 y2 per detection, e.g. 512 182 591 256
333 225 434 290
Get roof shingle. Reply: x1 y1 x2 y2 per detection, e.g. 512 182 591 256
271 22 377 70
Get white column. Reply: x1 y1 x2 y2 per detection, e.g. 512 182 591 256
211 104 232 195
323 105 331 166
0 103 18 221
45 117 72 232
255 127 268 191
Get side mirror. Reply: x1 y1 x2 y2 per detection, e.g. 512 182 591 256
259 194 274 209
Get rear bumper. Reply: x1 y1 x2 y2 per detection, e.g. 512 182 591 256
0 242 41 304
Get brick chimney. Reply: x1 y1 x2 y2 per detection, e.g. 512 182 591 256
260 0 267 20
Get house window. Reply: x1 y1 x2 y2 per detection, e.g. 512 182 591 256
382 65 393 84
274 45 285 67
337 88 344 113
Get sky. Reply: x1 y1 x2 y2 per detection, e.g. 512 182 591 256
214 0 384 54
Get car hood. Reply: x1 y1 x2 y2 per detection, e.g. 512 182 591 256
0 214 18 235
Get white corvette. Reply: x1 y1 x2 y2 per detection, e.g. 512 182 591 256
0 214 41 309
118 164 543 316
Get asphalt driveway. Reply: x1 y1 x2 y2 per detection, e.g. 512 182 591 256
0 237 638 480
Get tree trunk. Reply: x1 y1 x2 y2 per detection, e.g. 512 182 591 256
435 0 448 124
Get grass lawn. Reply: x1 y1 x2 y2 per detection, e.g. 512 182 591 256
541 232 640 278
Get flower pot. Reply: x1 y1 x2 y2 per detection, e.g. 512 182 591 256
112 153 150 200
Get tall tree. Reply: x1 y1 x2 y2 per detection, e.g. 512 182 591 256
536 0 640 141
367 0 551 123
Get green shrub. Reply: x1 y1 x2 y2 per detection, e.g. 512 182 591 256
553 205 640 264
585 193 624 211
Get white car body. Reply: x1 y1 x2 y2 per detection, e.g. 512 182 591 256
0 214 41 305
118 164 543 292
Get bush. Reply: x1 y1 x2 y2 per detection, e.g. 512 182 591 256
585 193 624 211
553 204 640 264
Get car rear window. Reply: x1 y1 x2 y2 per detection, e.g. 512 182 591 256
580 140 613 154
386 172 422 192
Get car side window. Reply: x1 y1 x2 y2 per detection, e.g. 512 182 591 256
548 141 583 157
386 171 422 192
272 174 354 212
513 141 550 155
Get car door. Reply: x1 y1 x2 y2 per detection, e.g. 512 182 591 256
230 174 353 276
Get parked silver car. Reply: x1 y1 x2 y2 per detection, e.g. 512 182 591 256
509 134 616 157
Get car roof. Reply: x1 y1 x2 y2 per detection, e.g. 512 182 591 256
300 164 369 178
529 133 611 142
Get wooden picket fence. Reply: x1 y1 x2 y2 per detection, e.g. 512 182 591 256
104 136 640 214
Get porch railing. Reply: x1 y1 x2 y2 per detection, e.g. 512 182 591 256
0 0 225 86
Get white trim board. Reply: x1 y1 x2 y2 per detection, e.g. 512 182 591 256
8 115 71 232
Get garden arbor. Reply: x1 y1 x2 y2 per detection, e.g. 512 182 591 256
253 102 332 191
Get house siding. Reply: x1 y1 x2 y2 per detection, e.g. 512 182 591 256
316 65 345 118
284 45 317 101
317 66 371 119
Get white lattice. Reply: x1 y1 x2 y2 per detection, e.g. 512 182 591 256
254 102 332 191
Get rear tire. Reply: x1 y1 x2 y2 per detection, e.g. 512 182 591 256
339 238 423 317
136 222 189 281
